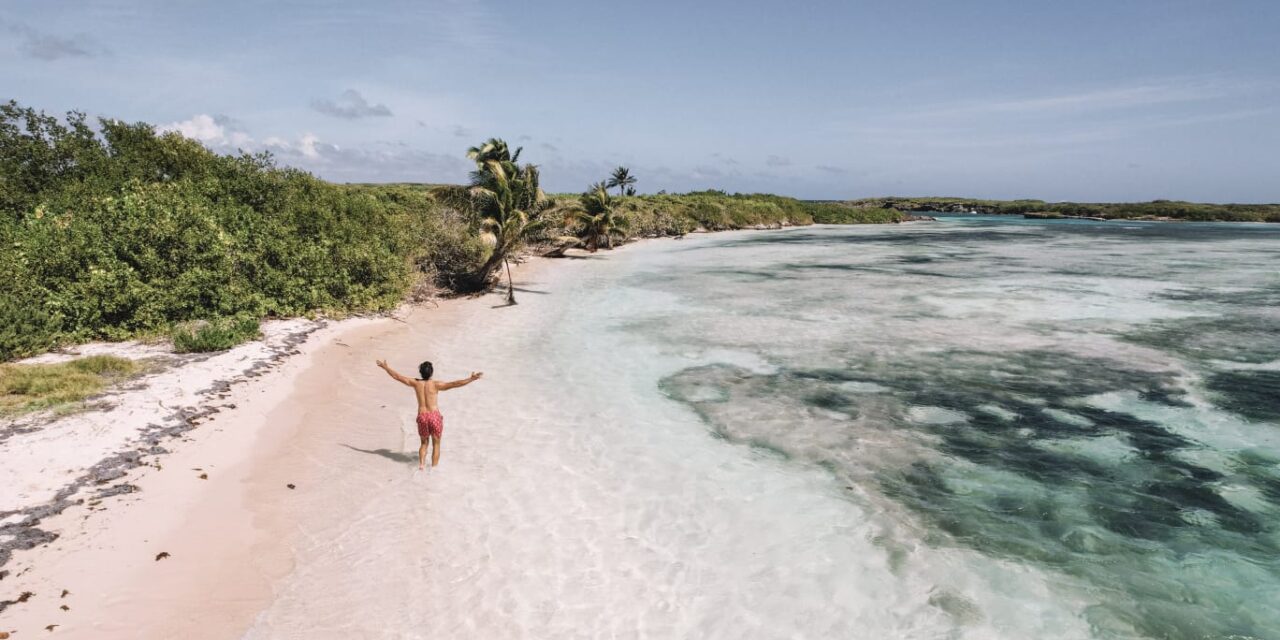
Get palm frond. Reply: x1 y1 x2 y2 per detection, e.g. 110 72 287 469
523 219 547 236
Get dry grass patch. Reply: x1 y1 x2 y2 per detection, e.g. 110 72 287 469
0 355 143 418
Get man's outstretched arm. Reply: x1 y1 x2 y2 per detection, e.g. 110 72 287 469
437 371 483 391
376 359 415 386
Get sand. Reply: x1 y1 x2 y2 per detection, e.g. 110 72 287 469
0 317 375 636
0 259 553 637
2 319 332 521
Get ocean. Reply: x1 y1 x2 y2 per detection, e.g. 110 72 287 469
247 216 1280 639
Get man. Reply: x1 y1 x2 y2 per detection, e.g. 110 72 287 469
376 359 482 470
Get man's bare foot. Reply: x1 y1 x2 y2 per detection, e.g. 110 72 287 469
418 465 426 471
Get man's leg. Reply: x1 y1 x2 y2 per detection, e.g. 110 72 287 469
418 437 428 470
431 435 442 467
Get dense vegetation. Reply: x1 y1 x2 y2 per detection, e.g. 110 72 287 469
0 102 896 360
561 182 628 252
610 190 902 233
0 101 481 360
849 197 1280 222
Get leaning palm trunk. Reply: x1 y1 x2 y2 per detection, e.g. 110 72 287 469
457 250 506 293
504 258 516 305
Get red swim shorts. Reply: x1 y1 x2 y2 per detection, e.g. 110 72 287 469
416 410 443 439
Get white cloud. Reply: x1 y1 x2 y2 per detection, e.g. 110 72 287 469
929 85 1203 118
892 76 1249 123
311 89 393 119
159 114 259 150
3 21 103 60
298 133 323 159
159 114 469 183
847 107 1277 151
827 75 1277 162
160 114 232 145
162 114 328 161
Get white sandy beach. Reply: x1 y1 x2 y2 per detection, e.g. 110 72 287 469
10 217 1278 639
1 255 638 638
0 315 385 637
0 231 1100 639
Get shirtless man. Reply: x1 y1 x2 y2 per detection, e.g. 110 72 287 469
376 359 483 469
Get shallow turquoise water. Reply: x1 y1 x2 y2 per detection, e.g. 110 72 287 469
641 218 1280 639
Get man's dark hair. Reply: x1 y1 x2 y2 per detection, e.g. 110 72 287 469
418 361 434 380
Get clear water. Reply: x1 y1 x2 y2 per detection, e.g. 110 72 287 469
638 218 1280 639
245 216 1280 639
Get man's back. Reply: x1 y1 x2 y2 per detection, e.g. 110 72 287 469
414 379 441 413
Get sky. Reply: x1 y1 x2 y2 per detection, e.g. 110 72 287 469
3 0 1279 202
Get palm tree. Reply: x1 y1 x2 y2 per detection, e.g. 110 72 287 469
432 138 549 302
606 166 636 197
466 138 522 190
472 165 548 304
466 138 521 164
564 182 629 252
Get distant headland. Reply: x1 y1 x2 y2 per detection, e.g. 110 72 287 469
840 197 1280 222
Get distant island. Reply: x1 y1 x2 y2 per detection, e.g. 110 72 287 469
842 197 1280 222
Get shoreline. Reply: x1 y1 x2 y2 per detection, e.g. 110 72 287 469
0 215 1080 621
0 250 560 636
0 217 1169 635
0 223 779 635
4 219 1270 637
0 229 719 636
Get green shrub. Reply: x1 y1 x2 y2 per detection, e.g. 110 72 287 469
548 190 886 238
809 202 902 224
0 293 58 361
171 316 262 353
